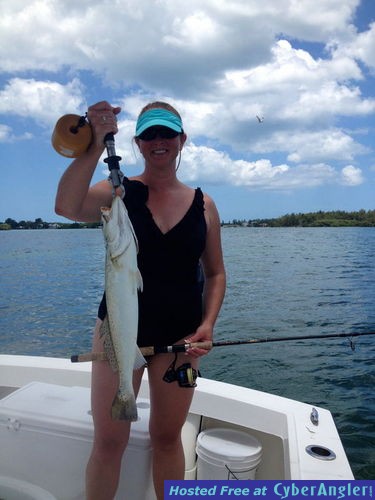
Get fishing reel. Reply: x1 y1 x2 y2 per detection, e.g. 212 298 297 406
163 354 199 388
51 114 93 158
52 113 123 191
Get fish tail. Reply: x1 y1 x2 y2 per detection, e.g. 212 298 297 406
111 392 138 421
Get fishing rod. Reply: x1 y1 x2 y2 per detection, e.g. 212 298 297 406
103 132 123 191
71 330 375 363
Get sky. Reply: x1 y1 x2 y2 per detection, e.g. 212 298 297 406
0 0 374 223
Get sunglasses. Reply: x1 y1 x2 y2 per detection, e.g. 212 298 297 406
137 126 182 141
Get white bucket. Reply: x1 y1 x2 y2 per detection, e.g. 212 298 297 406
196 428 262 480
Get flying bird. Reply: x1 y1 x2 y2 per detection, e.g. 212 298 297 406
256 115 264 123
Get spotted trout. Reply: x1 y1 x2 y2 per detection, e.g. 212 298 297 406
101 195 144 420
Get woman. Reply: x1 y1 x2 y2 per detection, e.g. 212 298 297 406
55 100 226 500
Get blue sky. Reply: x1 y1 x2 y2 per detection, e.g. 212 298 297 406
0 0 374 223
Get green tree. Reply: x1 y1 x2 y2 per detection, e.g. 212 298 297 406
5 218 18 229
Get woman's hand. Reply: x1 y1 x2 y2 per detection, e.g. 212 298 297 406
87 101 121 150
55 101 121 222
184 323 213 358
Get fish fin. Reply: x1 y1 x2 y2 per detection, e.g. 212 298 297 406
111 392 138 421
128 216 140 253
134 346 147 370
137 269 143 292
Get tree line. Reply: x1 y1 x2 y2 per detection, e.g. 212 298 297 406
0 217 101 230
222 209 375 227
1 209 374 230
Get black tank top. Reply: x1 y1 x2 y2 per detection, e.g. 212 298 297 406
98 177 207 347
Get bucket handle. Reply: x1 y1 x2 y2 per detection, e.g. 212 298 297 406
225 464 254 480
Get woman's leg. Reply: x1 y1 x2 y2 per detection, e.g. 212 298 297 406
147 349 198 499
86 319 144 500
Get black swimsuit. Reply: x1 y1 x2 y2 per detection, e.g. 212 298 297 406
98 177 207 347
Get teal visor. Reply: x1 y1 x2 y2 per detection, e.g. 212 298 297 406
135 108 183 136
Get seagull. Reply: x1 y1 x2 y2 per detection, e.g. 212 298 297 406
256 115 264 123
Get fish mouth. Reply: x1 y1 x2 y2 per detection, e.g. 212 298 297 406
101 206 112 222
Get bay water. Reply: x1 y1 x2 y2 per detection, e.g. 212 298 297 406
1 227 374 478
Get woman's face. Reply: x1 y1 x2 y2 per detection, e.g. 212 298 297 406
136 127 186 167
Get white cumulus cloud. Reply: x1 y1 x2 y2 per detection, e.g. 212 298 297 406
340 165 364 185
0 78 86 125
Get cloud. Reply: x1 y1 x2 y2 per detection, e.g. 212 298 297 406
0 1 363 94
340 165 364 185
0 123 33 143
179 142 358 190
331 21 375 70
215 39 374 124
351 22 375 69
0 1 271 93
152 38 374 164
1 3 372 116
262 0 359 40
253 128 369 163
0 78 86 125
0 0 372 196
0 124 14 142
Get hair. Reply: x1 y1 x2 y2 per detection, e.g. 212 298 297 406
138 101 182 120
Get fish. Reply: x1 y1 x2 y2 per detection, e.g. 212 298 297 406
101 195 145 421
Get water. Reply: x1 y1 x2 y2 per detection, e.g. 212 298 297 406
1 227 374 478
